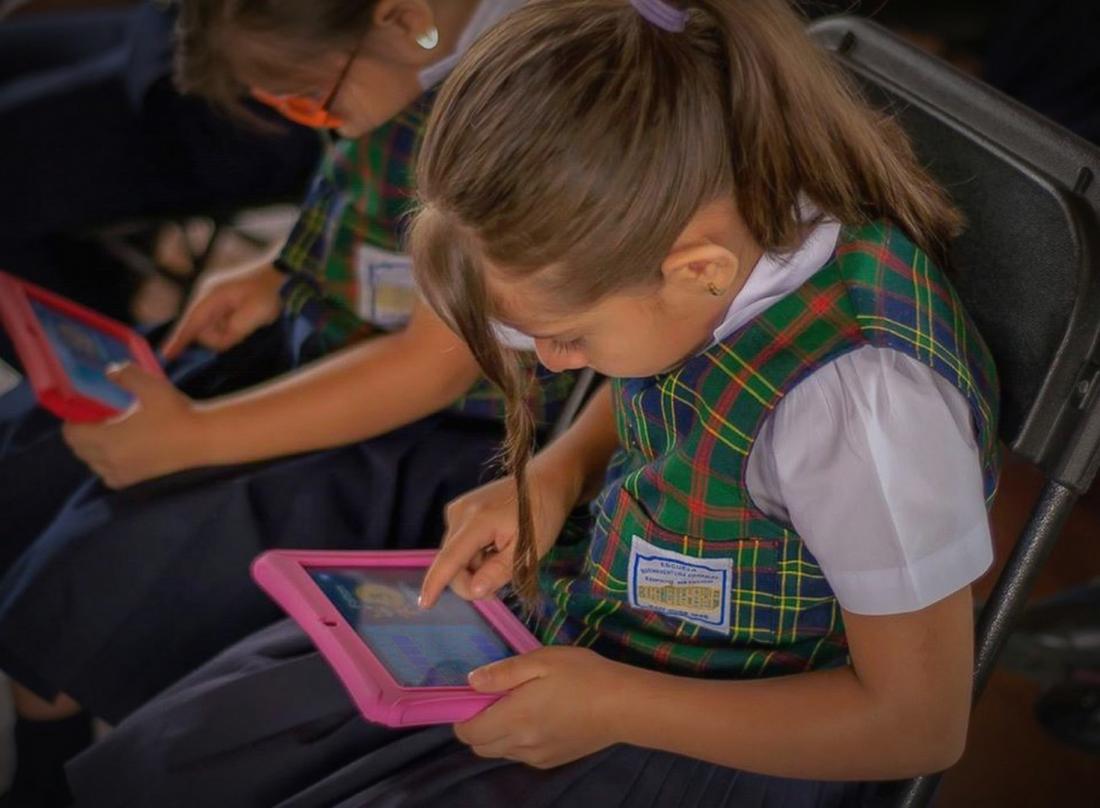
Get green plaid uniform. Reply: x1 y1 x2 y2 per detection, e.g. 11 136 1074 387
274 92 575 427
537 221 1001 678
276 92 431 351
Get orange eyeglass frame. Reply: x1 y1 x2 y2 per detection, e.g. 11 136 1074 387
250 34 364 129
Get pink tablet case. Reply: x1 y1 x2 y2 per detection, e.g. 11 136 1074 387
0 271 163 422
251 549 542 727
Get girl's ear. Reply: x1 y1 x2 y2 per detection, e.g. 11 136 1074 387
661 242 741 298
372 0 436 44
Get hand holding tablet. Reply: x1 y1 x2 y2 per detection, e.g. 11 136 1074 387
251 549 542 727
0 272 163 422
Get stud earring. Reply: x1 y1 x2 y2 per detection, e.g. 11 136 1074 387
416 26 440 50
707 281 722 297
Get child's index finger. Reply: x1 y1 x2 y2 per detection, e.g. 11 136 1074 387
159 320 194 360
419 528 482 609
160 297 216 359
417 559 451 610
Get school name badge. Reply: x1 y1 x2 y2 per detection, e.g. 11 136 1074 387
356 244 416 330
627 536 731 634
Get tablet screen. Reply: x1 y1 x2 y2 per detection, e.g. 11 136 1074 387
309 567 516 687
30 300 134 410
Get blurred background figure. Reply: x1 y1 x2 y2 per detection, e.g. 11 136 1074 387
0 0 320 323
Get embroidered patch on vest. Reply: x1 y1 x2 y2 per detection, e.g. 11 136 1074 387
628 536 731 634
356 244 416 330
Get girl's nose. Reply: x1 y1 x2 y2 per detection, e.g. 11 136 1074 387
534 339 588 373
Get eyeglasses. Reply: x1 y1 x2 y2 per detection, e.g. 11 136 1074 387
251 35 364 129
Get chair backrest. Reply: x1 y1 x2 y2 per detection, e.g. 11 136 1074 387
808 16 1100 807
550 22 1100 803
810 16 1100 494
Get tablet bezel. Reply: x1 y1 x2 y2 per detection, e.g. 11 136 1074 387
251 549 542 727
0 271 163 422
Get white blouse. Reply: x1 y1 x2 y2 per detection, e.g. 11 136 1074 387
724 220 993 616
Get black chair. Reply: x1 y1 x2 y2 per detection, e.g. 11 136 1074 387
807 16 1100 807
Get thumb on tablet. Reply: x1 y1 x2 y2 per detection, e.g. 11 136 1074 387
106 362 160 400
468 654 544 693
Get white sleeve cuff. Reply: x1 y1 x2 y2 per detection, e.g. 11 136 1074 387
826 518 993 615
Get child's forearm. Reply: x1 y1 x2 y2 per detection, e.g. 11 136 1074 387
194 327 479 467
609 665 948 780
604 590 974 780
530 382 619 508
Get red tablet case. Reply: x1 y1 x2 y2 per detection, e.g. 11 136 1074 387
0 271 163 422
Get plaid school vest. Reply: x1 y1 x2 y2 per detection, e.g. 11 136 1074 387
536 221 1001 678
277 93 432 349
275 91 576 427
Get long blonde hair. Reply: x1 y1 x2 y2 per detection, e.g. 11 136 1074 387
410 0 963 604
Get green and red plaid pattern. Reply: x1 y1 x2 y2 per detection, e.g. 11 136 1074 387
273 91 575 427
277 92 433 351
537 221 1001 679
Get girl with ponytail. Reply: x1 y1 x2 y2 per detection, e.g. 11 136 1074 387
68 3 999 804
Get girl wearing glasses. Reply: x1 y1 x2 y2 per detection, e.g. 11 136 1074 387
0 3 560 806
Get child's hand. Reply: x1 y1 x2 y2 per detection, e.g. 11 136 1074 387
419 464 580 608
455 646 627 768
160 262 284 360
62 364 205 488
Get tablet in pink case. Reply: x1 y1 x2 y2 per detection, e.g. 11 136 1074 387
251 549 542 727
0 271 163 422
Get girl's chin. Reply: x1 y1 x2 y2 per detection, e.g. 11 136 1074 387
335 118 379 140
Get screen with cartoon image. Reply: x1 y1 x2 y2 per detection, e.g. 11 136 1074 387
30 300 134 410
309 567 515 687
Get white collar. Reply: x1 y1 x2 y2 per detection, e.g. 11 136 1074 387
709 217 842 345
490 206 842 356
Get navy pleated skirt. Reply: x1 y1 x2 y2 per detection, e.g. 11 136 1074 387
0 320 290 562
66 619 874 808
0 322 505 723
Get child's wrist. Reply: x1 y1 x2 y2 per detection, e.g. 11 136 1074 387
178 404 219 468
529 451 585 513
595 660 653 748
187 402 248 468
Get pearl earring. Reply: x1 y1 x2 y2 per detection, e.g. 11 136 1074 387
416 26 440 50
